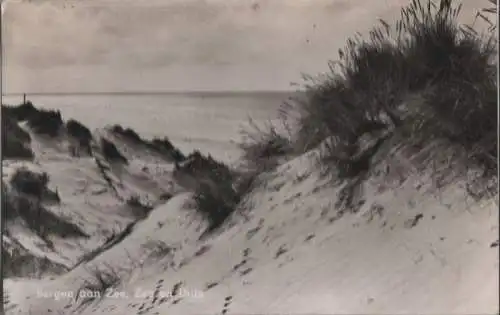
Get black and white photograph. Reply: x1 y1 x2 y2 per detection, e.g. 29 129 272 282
0 0 498 314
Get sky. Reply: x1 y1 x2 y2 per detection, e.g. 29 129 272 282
1 0 487 93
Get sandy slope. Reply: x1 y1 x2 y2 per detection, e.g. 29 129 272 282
4 129 498 314
2 123 183 310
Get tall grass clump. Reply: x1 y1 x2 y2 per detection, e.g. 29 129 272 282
175 151 242 233
27 108 63 137
100 138 128 164
66 119 93 155
4 101 63 136
4 174 86 239
238 118 293 173
1 110 34 160
110 124 186 162
288 0 497 198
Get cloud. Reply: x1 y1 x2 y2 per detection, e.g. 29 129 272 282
2 0 486 92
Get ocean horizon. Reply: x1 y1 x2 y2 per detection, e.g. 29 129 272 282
2 91 292 163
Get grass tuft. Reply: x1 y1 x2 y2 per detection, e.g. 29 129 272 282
283 0 497 203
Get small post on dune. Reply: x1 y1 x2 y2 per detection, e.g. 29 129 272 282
23 93 26 104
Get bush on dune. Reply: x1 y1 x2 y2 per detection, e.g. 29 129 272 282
110 124 186 162
3 101 63 137
2 101 38 121
2 136 34 160
194 177 241 234
10 168 49 198
126 195 154 219
100 137 128 164
239 118 293 173
148 137 186 162
283 0 497 200
174 150 242 233
10 168 61 203
1 110 34 160
26 108 63 137
2 110 31 142
4 174 86 239
66 119 93 155
176 150 232 181
110 124 143 143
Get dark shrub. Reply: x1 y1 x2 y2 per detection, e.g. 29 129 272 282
2 245 68 278
126 195 153 218
26 108 63 137
1 111 31 142
150 138 174 152
3 184 86 239
148 137 186 162
100 137 128 164
66 119 93 153
110 124 186 162
178 151 241 233
177 150 232 181
10 168 49 198
1 111 34 159
2 101 38 121
110 125 142 143
288 0 497 195
2 137 34 160
194 179 240 233
239 118 293 172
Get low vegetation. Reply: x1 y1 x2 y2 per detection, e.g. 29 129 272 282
2 245 68 278
238 118 293 173
126 195 154 218
173 151 241 232
1 110 34 159
2 101 39 121
100 137 128 164
79 264 121 301
27 108 63 137
147 137 186 162
3 101 63 137
66 119 93 155
110 124 142 143
110 124 186 162
10 168 50 198
243 0 497 212
4 175 87 239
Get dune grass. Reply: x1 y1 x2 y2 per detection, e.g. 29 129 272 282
66 119 93 155
1 111 34 160
232 0 497 216
4 169 87 240
100 137 128 164
110 124 186 162
276 0 497 199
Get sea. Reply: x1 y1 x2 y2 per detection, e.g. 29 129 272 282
2 92 293 163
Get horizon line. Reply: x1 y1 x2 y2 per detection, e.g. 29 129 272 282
2 89 303 97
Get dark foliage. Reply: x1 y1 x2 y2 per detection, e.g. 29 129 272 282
126 195 154 218
110 124 186 162
289 0 497 193
100 137 128 164
2 101 38 121
239 119 293 172
66 119 93 154
3 184 87 239
10 168 49 198
176 151 242 232
148 137 186 162
110 124 143 143
2 246 68 278
1 111 34 160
